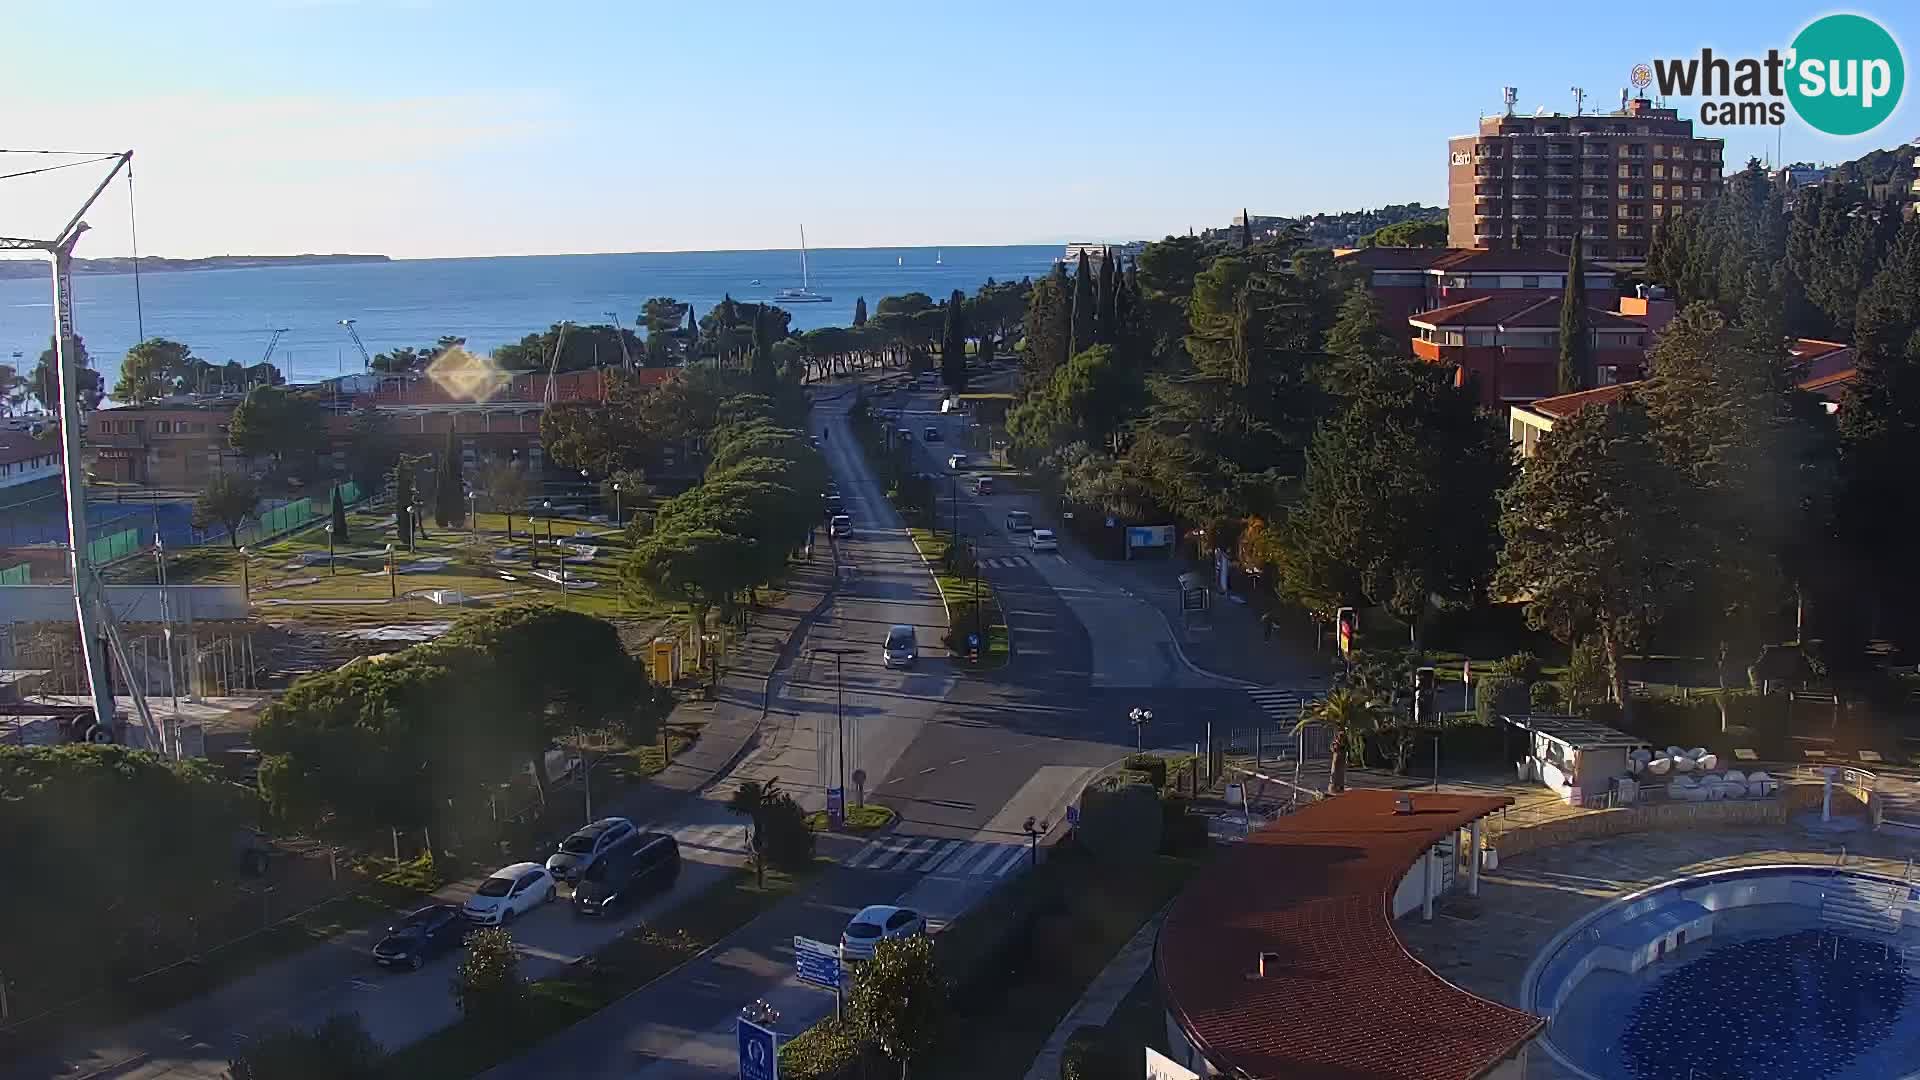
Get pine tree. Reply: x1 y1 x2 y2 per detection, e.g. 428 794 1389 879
1322 284 1398 394
1094 248 1116 345
1557 233 1589 394
1069 250 1095 357
750 306 775 391
330 487 350 547
435 427 466 527
853 296 868 327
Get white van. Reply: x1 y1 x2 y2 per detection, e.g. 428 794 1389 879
883 624 918 668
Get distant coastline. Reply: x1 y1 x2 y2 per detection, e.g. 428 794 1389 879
0 254 390 280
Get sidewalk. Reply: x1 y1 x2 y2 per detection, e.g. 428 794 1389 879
2 559 838 1080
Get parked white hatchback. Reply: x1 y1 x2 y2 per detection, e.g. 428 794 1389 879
840 904 927 961
462 862 557 925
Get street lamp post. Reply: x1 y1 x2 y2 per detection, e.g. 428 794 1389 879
530 502 541 570
238 546 250 600
384 543 396 598
325 523 335 576
612 482 622 526
812 647 860 826
404 504 417 553
1022 816 1050 868
1129 706 1153 750
543 500 562 583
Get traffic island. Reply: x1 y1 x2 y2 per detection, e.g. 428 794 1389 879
905 527 1010 669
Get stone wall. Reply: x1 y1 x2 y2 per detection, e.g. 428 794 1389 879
1486 782 1870 860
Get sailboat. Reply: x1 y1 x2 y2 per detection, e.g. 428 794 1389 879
935 249 943 265
775 226 832 304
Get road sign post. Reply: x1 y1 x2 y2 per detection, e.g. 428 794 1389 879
737 1017 778 1080
794 935 845 1018
826 786 845 830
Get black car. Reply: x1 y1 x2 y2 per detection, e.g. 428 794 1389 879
572 832 680 917
923 426 942 443
372 904 465 970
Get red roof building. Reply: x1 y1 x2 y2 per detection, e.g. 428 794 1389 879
1506 382 1639 457
1786 339 1857 407
1337 247 1616 345
1411 295 1649 406
1157 788 1538 1079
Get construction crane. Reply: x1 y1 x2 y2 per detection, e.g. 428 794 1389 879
256 327 290 390
543 321 573 407
338 318 373 373
605 311 634 371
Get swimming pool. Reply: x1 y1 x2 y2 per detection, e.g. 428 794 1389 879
1526 865 1920 1080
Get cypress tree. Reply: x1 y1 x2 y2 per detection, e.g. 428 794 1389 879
1070 250 1095 357
1240 208 1253 251
1094 248 1116 345
940 289 968 392
1557 233 1589 394
853 296 868 327
330 486 350 547
751 306 775 390
392 459 414 550
435 426 465 527
683 305 699 363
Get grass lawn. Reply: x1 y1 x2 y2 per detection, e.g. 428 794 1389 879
612 721 704 780
906 527 1010 669
106 506 675 628
804 804 896 833
380 860 822 1080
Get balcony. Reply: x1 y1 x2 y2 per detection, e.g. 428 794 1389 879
1581 190 1608 199
1512 210 1539 220
1546 209 1573 219
1583 148 1611 159
1514 170 1541 179
1582 170 1609 179
1548 188 1572 199
1512 190 1541 199
1549 166 1574 178
1548 147 1574 159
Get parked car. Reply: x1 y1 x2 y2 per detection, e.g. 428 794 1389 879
830 513 853 539
970 476 995 496
924 426 942 442
573 832 680 916
1005 510 1033 533
823 494 844 518
883 624 919 668
896 427 913 442
462 862 557 925
372 904 465 970
947 453 969 470
546 817 636 883
840 904 926 961
1029 528 1058 552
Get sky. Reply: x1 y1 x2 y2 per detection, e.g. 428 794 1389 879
2 0 1915 259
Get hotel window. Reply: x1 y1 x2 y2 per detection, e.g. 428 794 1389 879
1653 184 1665 198
1652 144 1666 158
1652 164 1665 178
1597 365 1620 386
1691 186 1702 199
1653 204 1666 217
1618 184 1630 198
1618 164 1630 178
1617 224 1630 238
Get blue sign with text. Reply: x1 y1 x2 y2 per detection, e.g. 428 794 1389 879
738 1018 778 1080
794 936 843 992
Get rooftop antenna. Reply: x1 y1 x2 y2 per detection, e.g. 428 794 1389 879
1502 86 1518 116
1572 87 1586 116
1620 88 1630 112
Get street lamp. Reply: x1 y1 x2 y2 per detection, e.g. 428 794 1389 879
384 543 396 598
1129 706 1153 750
1022 815 1050 868
466 488 477 541
812 646 860 827
238 546 250 600
404 503 417 553
530 501 541 570
543 499 561 582
324 523 335 576
612 481 622 526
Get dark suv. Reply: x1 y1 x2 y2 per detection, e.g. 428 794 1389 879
572 832 681 916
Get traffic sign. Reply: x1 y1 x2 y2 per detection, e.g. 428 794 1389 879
738 1018 778 1080
1065 803 1080 828
794 936 844 992
826 786 845 829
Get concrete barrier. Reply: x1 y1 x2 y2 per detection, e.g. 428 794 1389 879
1485 782 1864 861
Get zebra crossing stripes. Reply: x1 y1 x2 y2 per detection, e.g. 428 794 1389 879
978 555 1031 570
1247 687 1304 724
844 834 1030 879
668 821 752 856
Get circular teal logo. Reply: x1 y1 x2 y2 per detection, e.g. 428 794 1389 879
1787 14 1904 136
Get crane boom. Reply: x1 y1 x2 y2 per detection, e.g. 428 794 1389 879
338 318 373 373
544 321 573 408
260 327 290 366
605 311 634 371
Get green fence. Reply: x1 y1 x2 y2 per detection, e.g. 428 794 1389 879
255 498 315 538
86 528 144 566
0 563 29 585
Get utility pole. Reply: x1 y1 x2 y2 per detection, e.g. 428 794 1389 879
813 647 859 828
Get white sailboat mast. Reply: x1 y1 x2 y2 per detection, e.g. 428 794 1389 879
799 225 810 289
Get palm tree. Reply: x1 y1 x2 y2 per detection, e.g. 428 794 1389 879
726 777 780 887
1293 689 1383 794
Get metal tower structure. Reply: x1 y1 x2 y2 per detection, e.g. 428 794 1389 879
338 318 373 373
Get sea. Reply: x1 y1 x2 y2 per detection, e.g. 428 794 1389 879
0 244 1062 393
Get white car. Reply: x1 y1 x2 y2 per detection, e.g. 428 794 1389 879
1005 510 1032 533
545 816 635 883
840 904 926 961
1029 529 1058 552
830 513 852 539
462 862 557 925
947 453 969 470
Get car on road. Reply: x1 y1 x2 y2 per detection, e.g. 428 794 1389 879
924 426 942 442
809 435 820 448
840 904 927 961
572 831 680 917
1005 510 1032 533
830 513 853 539
970 475 994 496
463 862 557 925
823 494 843 518
1030 528 1058 552
883 624 919 668
546 816 636 883
896 427 912 442
371 904 465 970
947 453 969 470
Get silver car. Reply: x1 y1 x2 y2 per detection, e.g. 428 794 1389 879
545 817 635 883
883 624 918 668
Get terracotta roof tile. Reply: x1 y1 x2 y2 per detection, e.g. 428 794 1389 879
1411 295 1648 332
1524 382 1641 418
1335 247 1459 271
1158 789 1539 1080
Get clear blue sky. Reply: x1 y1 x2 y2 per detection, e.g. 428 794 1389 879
1 1 1912 258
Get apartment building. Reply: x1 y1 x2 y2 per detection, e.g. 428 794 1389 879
1336 247 1616 339
1410 295 1650 406
1448 96 1724 263
0 427 62 507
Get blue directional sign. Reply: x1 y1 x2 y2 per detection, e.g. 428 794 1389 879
794 935 843 992
738 1018 778 1080
826 786 845 829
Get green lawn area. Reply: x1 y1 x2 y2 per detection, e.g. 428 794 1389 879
380 861 822 1080
611 720 704 780
804 804 896 833
106 505 676 629
906 527 1010 669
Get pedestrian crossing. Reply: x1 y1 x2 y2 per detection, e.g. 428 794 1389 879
1248 687 1305 724
666 821 753 856
978 555 1030 570
843 834 1032 880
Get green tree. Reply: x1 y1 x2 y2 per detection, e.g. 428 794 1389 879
392 456 416 549
1021 263 1072 384
228 1014 384 1080
330 487 350 547
1293 689 1381 793
342 404 397 492
1094 249 1116 345
1557 232 1589 394
940 289 967 392
851 934 943 1080
229 384 327 471
1320 282 1398 393
435 427 466 527
30 334 104 412
1006 345 1144 458
876 292 935 318
114 338 193 404
452 927 523 1023
1069 250 1096 357
193 470 259 548
476 456 532 538
641 296 689 335
493 323 645 373
854 296 868 326
1495 396 1693 722
1359 219 1447 248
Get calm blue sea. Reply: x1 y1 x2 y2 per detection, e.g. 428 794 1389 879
0 245 1060 393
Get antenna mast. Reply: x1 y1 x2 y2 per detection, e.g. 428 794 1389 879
1571 87 1586 116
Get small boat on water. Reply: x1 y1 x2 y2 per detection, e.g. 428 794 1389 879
749 279 762 286
775 225 832 304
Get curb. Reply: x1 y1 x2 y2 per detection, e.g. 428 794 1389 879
68 1052 151 1080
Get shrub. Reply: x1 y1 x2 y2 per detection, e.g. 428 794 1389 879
229 1013 384 1080
1159 796 1209 855
1061 1024 1137 1080
1124 754 1167 789
944 602 989 654
1488 652 1543 682
1079 782 1162 862
756 792 817 871
451 927 522 1023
